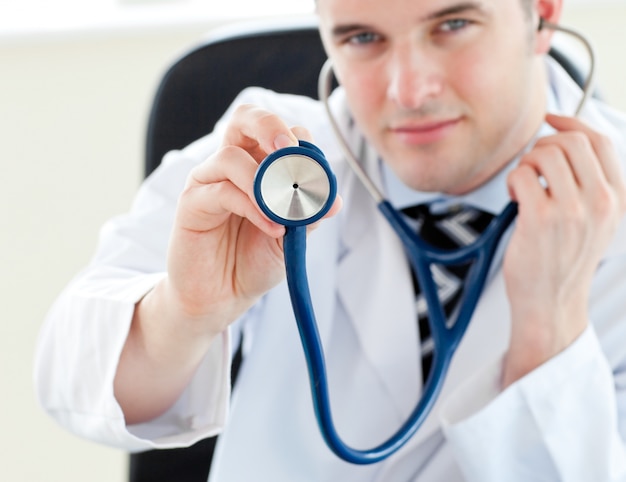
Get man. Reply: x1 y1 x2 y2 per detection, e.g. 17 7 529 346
35 0 626 480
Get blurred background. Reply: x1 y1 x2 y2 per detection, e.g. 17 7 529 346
1 0 624 480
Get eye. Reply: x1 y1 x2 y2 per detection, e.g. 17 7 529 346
347 31 381 46
437 18 471 33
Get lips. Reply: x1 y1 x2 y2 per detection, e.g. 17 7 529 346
390 118 461 145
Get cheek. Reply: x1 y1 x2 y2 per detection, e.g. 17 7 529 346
452 40 533 119
340 67 387 132
449 56 486 105
448 44 503 108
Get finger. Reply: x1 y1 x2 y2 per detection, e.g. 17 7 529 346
181 180 285 238
534 130 603 196
520 143 579 203
291 125 313 142
327 195 343 219
507 163 548 208
190 146 259 201
305 195 344 234
534 128 624 219
190 146 282 235
223 104 299 160
545 114 625 191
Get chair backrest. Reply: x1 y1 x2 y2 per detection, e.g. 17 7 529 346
135 18 594 482
145 17 327 178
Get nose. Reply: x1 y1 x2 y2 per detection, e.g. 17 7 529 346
387 43 443 109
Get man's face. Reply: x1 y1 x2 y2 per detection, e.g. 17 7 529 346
318 0 545 194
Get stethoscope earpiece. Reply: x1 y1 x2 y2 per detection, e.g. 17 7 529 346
538 16 545 31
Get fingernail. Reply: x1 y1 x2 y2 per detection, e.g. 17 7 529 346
274 134 295 150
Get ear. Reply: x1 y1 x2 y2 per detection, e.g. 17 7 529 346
533 0 563 54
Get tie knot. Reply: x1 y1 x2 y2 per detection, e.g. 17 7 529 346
402 202 494 248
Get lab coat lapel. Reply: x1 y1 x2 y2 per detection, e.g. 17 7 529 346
387 269 512 453
335 139 421 419
305 215 341 346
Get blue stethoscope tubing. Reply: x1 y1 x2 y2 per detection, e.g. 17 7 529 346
253 19 594 465
285 197 517 464
254 140 518 464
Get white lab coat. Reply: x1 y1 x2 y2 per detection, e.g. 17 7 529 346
35 58 626 481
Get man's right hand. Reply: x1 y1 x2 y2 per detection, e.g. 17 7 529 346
113 104 340 424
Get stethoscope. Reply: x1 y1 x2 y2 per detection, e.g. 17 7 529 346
253 19 595 465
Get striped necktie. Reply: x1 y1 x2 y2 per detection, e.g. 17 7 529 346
401 203 495 382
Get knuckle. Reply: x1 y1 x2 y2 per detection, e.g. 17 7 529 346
509 163 536 185
565 131 590 149
524 143 561 167
255 110 282 131
591 185 618 219
505 168 522 191
543 130 587 153
232 102 274 122
231 104 282 130
535 131 592 157
217 144 245 159
538 202 559 225
587 128 612 151
232 103 256 117
209 180 231 198
186 163 207 187
561 199 585 226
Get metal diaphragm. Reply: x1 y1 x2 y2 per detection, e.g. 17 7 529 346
254 142 336 226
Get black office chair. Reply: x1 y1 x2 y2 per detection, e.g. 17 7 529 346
133 18 594 482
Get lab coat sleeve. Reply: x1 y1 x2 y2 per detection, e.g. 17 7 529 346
442 327 626 481
440 255 626 481
33 85 262 450
33 138 237 450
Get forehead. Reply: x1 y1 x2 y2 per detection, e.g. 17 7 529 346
315 0 533 41
316 0 516 20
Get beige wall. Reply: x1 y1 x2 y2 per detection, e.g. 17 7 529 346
562 3 626 111
1 26 217 482
1 4 625 481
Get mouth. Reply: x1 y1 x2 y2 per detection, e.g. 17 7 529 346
389 118 461 145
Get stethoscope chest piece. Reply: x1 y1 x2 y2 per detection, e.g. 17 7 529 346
254 140 337 226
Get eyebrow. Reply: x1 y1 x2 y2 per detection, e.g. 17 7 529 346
422 1 488 22
330 1 489 39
